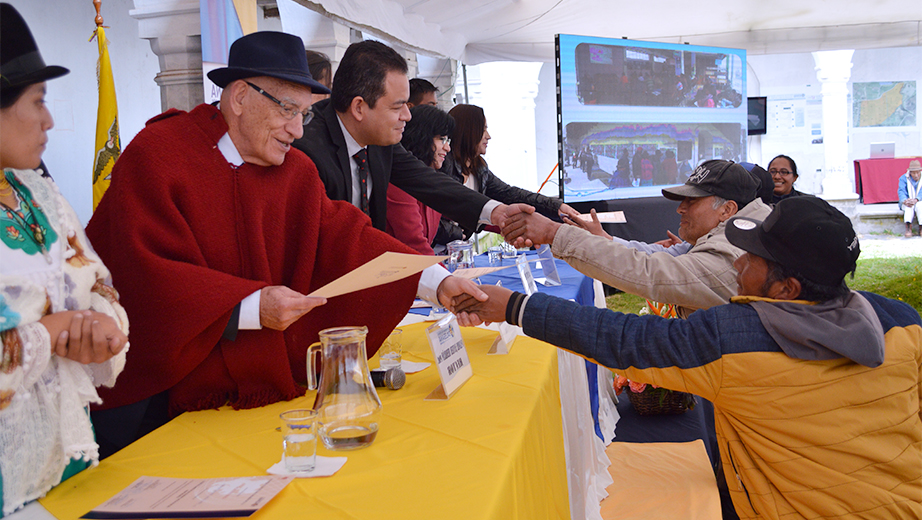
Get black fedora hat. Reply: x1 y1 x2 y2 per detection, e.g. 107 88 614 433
1 3 69 91
207 31 330 94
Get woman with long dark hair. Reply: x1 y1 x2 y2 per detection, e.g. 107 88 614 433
442 104 579 234
385 104 458 254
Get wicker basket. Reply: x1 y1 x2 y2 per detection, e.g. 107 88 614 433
627 387 696 416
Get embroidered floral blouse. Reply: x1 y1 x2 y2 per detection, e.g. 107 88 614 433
0 168 129 516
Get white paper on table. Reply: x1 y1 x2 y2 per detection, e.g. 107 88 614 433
371 359 430 374
576 211 626 223
400 360 431 373
308 252 447 298
267 456 347 478
451 265 512 279
82 476 292 519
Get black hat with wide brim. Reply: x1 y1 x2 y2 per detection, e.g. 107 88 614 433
1 3 69 91
207 31 331 94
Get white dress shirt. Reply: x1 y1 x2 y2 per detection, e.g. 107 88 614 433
216 132 449 330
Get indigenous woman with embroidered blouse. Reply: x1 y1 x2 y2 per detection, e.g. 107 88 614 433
0 5 129 515
438 104 580 246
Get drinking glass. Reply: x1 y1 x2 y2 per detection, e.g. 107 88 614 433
378 328 402 370
280 409 317 473
447 240 474 271
488 246 503 266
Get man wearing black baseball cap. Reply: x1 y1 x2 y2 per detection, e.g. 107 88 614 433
502 159 771 318
86 31 488 457
464 196 922 519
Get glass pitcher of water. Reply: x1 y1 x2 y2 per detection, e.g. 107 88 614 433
307 326 382 450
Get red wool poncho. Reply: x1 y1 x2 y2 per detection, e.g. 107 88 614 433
87 104 420 415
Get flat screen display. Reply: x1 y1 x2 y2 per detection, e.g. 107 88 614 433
748 96 767 135
556 34 748 203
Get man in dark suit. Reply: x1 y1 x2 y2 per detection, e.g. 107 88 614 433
293 40 528 233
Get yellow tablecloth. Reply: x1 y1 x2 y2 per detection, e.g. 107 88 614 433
600 440 720 520
39 323 569 520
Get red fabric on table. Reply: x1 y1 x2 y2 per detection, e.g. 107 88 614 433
853 157 922 204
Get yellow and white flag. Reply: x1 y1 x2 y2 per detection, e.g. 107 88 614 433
92 26 120 210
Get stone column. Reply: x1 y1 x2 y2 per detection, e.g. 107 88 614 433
397 49 419 80
277 3 351 75
812 49 857 201
131 0 203 112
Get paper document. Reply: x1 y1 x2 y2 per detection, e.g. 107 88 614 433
450 265 513 279
308 252 446 298
576 211 626 223
451 258 542 280
82 476 292 519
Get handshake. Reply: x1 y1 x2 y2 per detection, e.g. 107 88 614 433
489 201 583 249
447 202 584 325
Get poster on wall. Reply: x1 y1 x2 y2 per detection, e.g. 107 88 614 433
763 93 824 195
200 0 245 104
852 81 916 127
555 34 747 203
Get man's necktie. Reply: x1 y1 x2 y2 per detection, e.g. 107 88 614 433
353 148 370 215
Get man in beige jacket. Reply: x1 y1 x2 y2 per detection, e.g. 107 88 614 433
503 160 771 318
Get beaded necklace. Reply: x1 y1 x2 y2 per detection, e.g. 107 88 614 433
0 170 56 263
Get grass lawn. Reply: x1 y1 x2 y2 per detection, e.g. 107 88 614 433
606 257 922 315
850 257 922 313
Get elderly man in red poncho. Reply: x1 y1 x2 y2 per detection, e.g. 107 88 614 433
86 31 487 458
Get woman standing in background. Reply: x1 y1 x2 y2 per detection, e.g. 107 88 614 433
385 105 457 254
439 104 579 245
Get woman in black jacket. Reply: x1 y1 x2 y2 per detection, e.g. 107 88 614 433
439 104 578 240
768 154 807 204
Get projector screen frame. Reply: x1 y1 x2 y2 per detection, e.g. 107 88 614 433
555 34 748 204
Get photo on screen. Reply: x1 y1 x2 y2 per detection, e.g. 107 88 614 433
562 121 744 203
575 43 744 108
557 34 748 203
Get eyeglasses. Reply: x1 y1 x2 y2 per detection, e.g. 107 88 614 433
245 81 313 125
769 169 793 176
437 136 451 146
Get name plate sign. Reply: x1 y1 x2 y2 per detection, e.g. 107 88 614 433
536 245 561 286
488 321 521 355
424 314 472 400
516 254 538 295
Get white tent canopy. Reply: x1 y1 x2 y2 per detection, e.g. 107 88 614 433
295 0 921 63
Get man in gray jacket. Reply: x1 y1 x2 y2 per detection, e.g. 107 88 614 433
502 160 771 317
